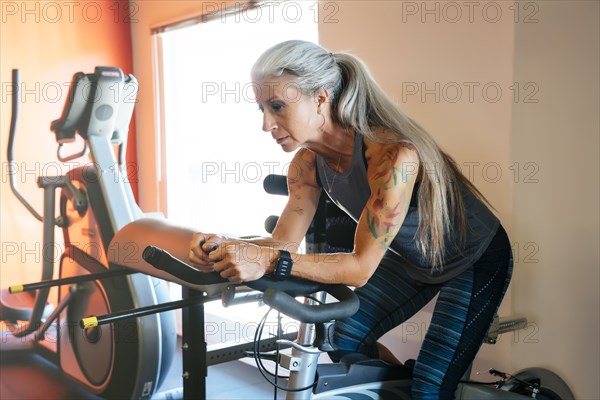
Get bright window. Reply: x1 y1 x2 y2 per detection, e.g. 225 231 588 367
154 1 319 337
158 2 319 237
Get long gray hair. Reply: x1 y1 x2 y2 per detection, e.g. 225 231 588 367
251 40 490 271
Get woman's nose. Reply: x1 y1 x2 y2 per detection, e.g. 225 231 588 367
262 112 276 132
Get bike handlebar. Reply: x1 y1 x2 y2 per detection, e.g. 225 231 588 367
142 245 227 285
261 284 359 323
142 245 360 323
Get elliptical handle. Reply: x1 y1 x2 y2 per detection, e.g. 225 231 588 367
7 69 19 164
7 69 43 221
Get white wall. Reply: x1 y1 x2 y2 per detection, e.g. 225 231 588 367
510 2 599 398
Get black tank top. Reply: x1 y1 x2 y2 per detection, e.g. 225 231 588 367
315 134 500 283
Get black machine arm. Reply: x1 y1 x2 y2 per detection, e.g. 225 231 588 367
142 246 360 323
7 69 43 221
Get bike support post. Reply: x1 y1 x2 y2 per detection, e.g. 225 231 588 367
182 287 207 399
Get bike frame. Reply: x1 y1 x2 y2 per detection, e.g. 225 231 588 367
267 303 537 400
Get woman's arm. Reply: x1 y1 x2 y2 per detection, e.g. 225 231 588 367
193 148 322 275
208 139 420 286
285 139 420 286
244 148 322 248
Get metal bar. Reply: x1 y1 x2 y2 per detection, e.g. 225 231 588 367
206 331 297 366
286 292 326 400
498 317 528 334
12 181 60 338
9 269 134 294
79 293 218 329
221 285 263 307
34 286 76 341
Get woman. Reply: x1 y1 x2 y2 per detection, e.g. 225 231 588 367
189 40 513 399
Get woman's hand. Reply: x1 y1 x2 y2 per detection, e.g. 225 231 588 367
189 232 226 271
207 240 276 282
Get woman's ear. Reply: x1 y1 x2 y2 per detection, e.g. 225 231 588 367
316 88 330 114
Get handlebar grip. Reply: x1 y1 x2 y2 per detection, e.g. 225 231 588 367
245 277 322 298
262 285 359 323
142 245 227 285
263 174 288 196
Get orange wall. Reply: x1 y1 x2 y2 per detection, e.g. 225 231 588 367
0 0 136 288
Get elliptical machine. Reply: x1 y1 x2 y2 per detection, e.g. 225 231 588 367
1 67 176 399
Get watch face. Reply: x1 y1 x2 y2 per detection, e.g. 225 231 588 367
276 251 293 276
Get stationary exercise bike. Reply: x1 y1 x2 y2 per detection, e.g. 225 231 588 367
86 169 575 399
131 170 573 400
75 140 575 399
139 245 575 400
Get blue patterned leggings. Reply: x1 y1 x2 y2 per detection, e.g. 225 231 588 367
330 225 513 399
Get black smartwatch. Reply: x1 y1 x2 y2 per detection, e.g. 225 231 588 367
274 250 293 278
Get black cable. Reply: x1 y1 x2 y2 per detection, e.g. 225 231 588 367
303 295 325 304
273 311 281 400
253 308 288 379
254 308 286 378
252 307 316 393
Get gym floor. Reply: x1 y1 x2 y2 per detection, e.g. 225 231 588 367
1 299 295 399
0 343 285 400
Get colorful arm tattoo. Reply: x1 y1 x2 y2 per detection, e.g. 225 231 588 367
365 146 413 249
